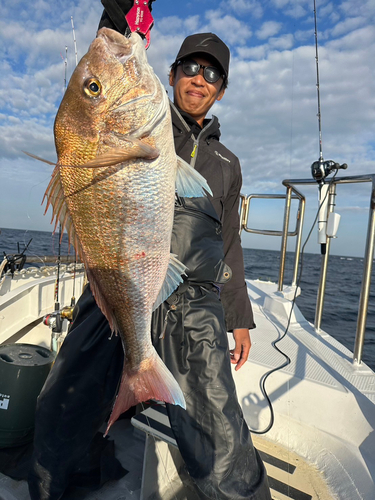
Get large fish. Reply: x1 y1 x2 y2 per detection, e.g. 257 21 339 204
44 28 211 432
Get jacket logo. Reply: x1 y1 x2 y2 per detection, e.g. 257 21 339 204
215 151 230 163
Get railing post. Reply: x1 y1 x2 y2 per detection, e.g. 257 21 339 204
239 194 248 233
314 183 335 331
353 178 375 364
292 192 305 286
278 186 292 292
314 241 330 331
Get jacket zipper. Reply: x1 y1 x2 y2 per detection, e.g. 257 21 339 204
190 118 214 169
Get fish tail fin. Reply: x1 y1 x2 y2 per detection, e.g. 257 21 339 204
105 352 186 435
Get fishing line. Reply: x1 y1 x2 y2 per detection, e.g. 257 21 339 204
249 171 338 435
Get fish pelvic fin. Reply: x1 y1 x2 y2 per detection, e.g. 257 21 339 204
105 351 186 435
175 156 213 197
152 253 187 311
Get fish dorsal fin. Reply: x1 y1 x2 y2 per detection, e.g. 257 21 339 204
23 151 56 165
152 253 187 311
77 139 159 168
43 166 80 258
175 156 213 198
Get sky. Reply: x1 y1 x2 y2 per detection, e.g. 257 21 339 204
1 0 375 257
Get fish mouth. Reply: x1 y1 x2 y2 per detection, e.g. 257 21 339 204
96 29 168 138
97 27 136 64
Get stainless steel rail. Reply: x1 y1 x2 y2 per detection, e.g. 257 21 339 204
241 173 375 364
240 191 305 287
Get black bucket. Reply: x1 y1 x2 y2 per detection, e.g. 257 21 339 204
0 344 55 448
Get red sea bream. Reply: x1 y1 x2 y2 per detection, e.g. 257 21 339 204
44 28 211 431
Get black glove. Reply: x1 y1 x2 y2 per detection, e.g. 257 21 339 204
98 0 155 35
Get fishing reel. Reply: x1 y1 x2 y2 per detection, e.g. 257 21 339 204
311 159 348 183
43 311 63 333
2 239 32 277
311 159 348 253
43 301 75 354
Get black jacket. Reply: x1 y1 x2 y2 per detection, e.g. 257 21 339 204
170 103 255 331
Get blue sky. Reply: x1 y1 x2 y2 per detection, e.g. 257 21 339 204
1 0 375 257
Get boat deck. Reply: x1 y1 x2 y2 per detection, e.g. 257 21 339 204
0 278 374 499
0 412 332 500
245 279 375 404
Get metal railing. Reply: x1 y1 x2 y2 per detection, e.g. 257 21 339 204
240 190 306 287
240 173 375 365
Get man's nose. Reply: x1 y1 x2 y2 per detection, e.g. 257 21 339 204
191 69 205 85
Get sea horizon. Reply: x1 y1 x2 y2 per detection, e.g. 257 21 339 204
0 226 366 261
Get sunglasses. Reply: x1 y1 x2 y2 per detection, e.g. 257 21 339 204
178 59 223 84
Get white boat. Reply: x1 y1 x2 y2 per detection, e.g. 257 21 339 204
0 172 374 500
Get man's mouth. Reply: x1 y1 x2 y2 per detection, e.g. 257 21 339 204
187 91 204 98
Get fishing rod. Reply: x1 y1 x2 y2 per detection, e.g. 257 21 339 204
71 16 78 67
54 43 66 316
55 21 79 311
1 238 33 278
310 0 347 255
45 30 79 351
69 16 79 308
47 47 68 353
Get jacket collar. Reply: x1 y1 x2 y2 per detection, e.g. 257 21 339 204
169 101 221 143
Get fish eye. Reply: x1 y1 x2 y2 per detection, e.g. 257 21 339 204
84 78 102 97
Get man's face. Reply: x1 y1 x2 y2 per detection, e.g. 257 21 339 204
169 56 225 126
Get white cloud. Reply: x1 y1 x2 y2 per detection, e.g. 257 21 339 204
203 11 253 44
284 4 308 19
269 33 294 49
339 0 375 18
1 0 375 257
235 34 294 59
236 45 268 60
295 29 313 42
319 1 335 18
256 21 283 40
330 16 367 37
210 28 375 198
224 0 264 18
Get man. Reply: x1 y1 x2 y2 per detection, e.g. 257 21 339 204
28 9 271 500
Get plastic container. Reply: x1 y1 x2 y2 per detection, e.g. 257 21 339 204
0 344 54 448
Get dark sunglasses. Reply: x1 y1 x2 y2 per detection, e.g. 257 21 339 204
178 59 223 84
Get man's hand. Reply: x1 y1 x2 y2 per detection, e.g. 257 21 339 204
230 329 251 371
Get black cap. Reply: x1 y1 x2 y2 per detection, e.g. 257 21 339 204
175 33 230 79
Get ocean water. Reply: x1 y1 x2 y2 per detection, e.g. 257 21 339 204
1 227 374 371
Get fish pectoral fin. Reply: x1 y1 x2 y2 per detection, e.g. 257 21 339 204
77 139 160 169
105 351 186 435
175 156 213 197
152 253 187 311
